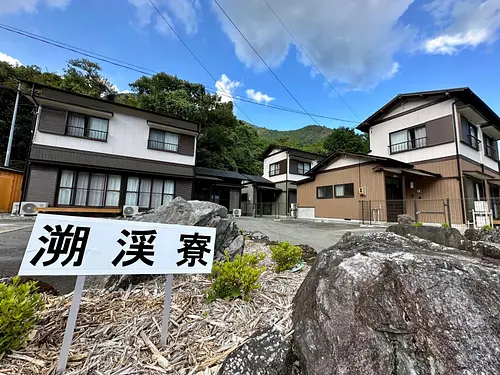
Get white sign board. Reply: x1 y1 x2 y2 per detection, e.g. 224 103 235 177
19 214 216 276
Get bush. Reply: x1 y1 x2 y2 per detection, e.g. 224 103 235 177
412 222 423 227
270 241 303 273
441 223 450 229
0 277 43 354
207 251 266 302
482 225 493 231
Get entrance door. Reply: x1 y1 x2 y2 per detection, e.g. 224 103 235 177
385 176 404 222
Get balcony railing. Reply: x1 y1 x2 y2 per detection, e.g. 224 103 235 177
485 145 498 160
389 137 427 154
148 139 179 153
463 134 480 150
66 125 108 141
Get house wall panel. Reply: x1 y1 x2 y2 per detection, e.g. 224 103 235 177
25 165 59 206
175 179 193 200
38 107 66 135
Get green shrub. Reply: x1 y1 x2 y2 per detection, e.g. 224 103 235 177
412 222 423 227
0 277 43 354
482 225 493 231
441 222 450 229
270 241 303 273
207 251 266 302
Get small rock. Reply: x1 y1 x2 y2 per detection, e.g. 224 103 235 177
397 214 415 226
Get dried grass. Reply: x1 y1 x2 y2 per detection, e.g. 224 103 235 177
0 241 309 375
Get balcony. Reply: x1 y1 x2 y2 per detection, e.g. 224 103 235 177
485 144 498 161
148 139 179 153
389 137 427 154
66 125 107 142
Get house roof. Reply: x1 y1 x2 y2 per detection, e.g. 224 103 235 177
195 167 247 180
306 152 413 177
261 144 326 160
21 80 200 133
240 174 275 185
0 166 23 174
357 87 500 132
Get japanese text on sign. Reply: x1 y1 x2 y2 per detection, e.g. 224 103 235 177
19 214 216 276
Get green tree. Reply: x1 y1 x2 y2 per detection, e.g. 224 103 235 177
323 126 369 154
60 59 116 99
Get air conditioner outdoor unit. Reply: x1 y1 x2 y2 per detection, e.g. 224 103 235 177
19 202 48 216
233 209 242 217
11 202 20 215
123 205 139 217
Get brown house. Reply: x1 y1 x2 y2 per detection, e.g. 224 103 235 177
297 88 500 229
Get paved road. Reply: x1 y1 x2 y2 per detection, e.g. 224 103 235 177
235 217 386 251
0 224 76 294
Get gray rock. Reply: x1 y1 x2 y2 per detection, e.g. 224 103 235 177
225 235 245 260
472 241 500 260
292 232 500 375
397 214 415 226
465 228 500 244
219 328 293 375
464 228 482 241
387 224 466 249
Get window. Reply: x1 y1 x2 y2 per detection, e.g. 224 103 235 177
483 134 498 160
297 161 311 175
334 183 354 198
148 129 179 152
57 171 121 206
317 185 333 199
269 162 281 176
461 116 479 150
389 125 427 154
66 112 108 141
125 176 175 209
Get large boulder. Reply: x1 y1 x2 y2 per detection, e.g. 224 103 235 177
291 232 500 374
397 214 415 226
465 227 500 244
387 224 466 249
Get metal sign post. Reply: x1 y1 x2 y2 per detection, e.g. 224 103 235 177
19 214 216 374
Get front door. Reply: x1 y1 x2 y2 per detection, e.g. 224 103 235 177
385 176 404 222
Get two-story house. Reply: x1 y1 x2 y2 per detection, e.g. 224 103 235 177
297 88 500 227
21 81 199 214
242 145 324 216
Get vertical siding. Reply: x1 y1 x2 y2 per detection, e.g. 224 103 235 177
426 115 454 146
0 171 23 212
297 163 385 220
175 179 193 200
25 165 59 205
413 158 458 178
279 159 287 174
38 107 67 134
178 134 195 156
289 159 299 174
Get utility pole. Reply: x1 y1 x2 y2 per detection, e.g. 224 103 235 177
4 82 22 167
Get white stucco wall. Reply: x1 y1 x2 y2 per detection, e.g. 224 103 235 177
324 156 363 171
262 150 287 183
33 110 196 166
369 98 456 163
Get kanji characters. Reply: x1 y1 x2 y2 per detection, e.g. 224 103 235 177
177 232 212 267
30 224 90 267
112 229 157 267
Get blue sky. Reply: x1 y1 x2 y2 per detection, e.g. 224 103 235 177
1 0 500 131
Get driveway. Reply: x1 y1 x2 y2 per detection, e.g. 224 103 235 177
235 217 386 251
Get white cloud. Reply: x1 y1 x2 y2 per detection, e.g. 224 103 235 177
211 0 415 90
128 0 200 36
0 0 70 14
215 74 241 103
0 52 22 66
246 89 275 104
423 0 500 54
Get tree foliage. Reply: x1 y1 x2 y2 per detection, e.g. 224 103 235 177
323 126 369 154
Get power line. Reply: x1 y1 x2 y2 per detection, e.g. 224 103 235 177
260 0 361 121
0 23 359 124
213 0 320 126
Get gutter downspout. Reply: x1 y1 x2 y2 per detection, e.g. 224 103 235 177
452 100 466 224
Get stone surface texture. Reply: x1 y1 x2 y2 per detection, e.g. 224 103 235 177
219 328 293 375
397 214 415 226
465 228 500 244
292 232 500 375
387 224 466 249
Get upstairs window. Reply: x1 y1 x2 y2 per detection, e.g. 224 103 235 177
148 129 179 152
269 162 281 176
389 125 427 154
461 116 479 150
66 113 108 141
297 161 311 175
484 134 498 160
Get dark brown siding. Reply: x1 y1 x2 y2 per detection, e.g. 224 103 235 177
426 115 454 146
279 159 287 174
175 179 192 200
38 107 67 135
30 144 195 177
289 159 298 174
25 164 59 205
178 134 195 156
